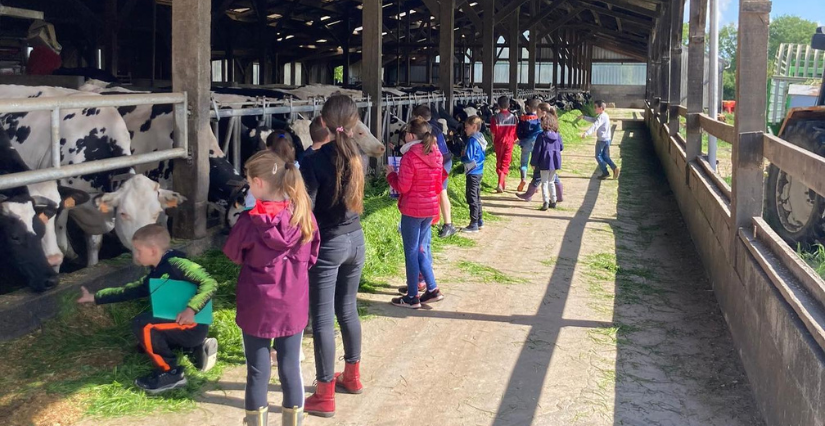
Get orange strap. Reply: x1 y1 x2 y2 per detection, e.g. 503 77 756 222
142 322 197 371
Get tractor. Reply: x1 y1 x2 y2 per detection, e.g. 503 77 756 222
764 27 825 248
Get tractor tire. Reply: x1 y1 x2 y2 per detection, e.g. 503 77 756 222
764 119 825 248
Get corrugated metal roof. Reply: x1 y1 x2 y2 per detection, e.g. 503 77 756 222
591 63 647 85
593 46 637 61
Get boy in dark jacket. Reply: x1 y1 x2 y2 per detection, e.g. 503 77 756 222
516 98 543 191
490 96 518 193
77 224 218 394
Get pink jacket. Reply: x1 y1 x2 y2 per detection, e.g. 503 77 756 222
387 141 446 219
223 200 320 339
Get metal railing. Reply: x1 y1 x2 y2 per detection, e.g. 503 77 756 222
0 92 188 191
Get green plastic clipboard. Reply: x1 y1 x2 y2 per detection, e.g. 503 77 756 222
149 278 213 325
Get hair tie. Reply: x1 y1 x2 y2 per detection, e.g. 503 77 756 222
336 127 345 133
277 133 286 138
271 163 278 175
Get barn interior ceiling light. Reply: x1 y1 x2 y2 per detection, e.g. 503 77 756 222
285 35 294 39
469 2 478 6
320 15 331 20
327 20 342 26
267 13 282 19
356 4 363 9
317 39 328 43
232 7 250 12
305 20 314 25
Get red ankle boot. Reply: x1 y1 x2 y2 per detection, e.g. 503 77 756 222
304 380 335 417
335 361 363 394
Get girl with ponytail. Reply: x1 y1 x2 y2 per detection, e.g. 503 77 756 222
385 118 447 308
301 95 368 417
223 150 320 426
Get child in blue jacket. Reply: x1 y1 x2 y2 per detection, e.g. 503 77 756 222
516 98 543 191
461 116 487 233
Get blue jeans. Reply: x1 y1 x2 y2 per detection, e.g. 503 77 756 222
595 139 617 175
400 215 437 297
519 137 536 179
309 229 365 382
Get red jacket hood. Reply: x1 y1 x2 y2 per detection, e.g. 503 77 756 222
247 200 304 251
404 141 443 168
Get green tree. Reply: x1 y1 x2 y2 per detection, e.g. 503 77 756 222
334 65 343 84
769 15 818 61
718 23 738 100
682 22 689 46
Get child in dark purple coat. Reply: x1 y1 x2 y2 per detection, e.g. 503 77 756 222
530 114 564 210
223 150 320 426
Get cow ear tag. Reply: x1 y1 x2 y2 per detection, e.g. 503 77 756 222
166 198 179 208
63 197 75 209
99 202 110 213
38 212 49 224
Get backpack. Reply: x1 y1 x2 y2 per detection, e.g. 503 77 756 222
516 116 535 140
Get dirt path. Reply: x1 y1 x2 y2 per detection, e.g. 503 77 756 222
80 117 761 426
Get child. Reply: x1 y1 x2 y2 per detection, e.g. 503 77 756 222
412 104 457 238
385 118 446 309
580 100 619 180
302 116 332 159
77 224 218 394
267 132 299 167
461 116 487 232
519 103 564 202
490 96 518 193
223 150 321 426
531 115 563 210
516 98 543 192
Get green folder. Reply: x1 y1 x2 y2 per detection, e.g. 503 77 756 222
149 278 213 325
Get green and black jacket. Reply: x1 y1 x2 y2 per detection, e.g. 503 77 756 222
94 249 218 314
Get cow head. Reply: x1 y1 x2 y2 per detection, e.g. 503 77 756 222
93 175 185 250
0 193 59 292
351 120 386 157
26 182 90 272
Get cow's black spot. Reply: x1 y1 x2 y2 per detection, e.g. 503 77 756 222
27 91 43 98
139 104 174 132
100 128 106 134
117 105 137 116
130 148 135 154
209 149 215 155
74 129 128 191
60 138 67 146
128 130 135 140
68 160 73 164
82 108 101 117
68 148 75 154
63 113 76 121
14 126 31 144
169 131 174 141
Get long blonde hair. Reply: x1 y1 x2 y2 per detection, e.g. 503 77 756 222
321 95 365 214
244 150 314 243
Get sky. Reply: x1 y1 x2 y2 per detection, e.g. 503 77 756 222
685 0 825 27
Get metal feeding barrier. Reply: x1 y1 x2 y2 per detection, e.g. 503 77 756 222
209 90 494 170
0 92 188 191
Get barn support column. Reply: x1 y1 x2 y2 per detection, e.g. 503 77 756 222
685 0 707 162
482 0 495 104
552 35 558 89
439 0 456 113
668 0 685 136
362 0 384 141
731 0 771 232
528 35 536 89
171 0 211 240
509 10 519 94
406 10 412 85
104 0 118 76
426 23 434 84
659 2 673 118
559 33 566 89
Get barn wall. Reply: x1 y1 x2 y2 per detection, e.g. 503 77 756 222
646 110 825 426
590 85 647 108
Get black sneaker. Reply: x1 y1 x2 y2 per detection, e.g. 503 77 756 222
420 288 444 304
540 202 549 211
597 173 610 180
397 282 426 295
192 337 218 372
549 201 557 209
478 219 485 229
391 295 421 309
438 224 458 238
135 368 187 395
462 223 479 233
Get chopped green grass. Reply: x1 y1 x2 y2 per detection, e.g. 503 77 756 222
456 261 527 284
799 244 825 280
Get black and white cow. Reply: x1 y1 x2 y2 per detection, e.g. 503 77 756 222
0 85 183 267
0 130 88 292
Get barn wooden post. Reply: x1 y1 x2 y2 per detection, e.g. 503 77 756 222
528 32 537 89
552 34 558 89
104 0 118 77
731 0 771 233
659 2 672 119
362 0 383 142
482 0 495 104
439 0 456 113
171 0 210 240
509 10 520 95
668 0 685 137
685 0 707 163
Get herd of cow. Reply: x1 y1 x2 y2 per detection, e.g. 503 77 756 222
0 80 588 295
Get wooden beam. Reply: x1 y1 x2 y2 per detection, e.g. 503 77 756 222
0 5 43 20
362 0 384 140
440 0 456 114
420 0 440 18
171 0 211 239
482 0 495 103
579 0 655 27
732 0 771 232
568 23 647 43
528 0 538 88
494 0 532 25
668 0 685 136
524 0 568 31
509 10 520 93
536 6 585 39
685 0 708 162
459 3 483 32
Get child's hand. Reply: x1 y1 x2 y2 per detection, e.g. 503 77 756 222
384 165 394 176
580 132 587 139
77 286 95 304
176 307 196 325
388 143 396 152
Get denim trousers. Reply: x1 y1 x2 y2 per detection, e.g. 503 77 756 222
400 215 438 297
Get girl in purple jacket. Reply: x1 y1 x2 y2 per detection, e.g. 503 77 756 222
223 150 321 426
530 115 563 210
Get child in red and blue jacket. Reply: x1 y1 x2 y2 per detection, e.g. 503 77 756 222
490 96 518 192
516 98 543 191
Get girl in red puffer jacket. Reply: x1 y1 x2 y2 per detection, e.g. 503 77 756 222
385 118 447 309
